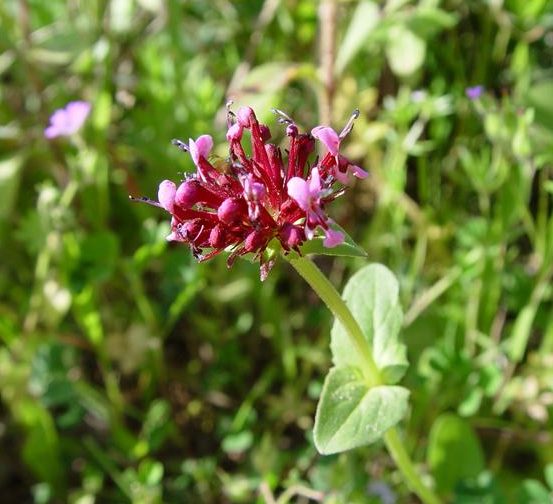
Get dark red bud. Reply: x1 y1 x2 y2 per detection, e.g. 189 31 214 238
280 223 305 249
180 219 203 240
209 224 228 248
259 124 271 142
176 179 223 209
175 180 202 208
237 106 255 128
244 230 267 253
286 124 298 137
217 197 245 225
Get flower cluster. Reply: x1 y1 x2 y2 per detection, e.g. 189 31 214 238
136 106 367 279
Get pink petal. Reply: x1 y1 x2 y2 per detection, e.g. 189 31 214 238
305 222 316 240
332 167 350 185
49 109 68 129
308 167 322 195
158 180 176 212
44 101 91 139
189 135 213 166
311 126 340 155
226 123 243 141
44 125 60 139
323 227 344 248
350 164 368 179
65 101 91 131
287 177 311 211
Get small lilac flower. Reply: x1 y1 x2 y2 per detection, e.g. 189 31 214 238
287 167 344 247
465 85 484 100
312 122 368 184
134 106 364 279
44 101 91 139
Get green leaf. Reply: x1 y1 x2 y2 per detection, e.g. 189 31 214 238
335 0 380 75
314 366 409 454
406 7 458 39
17 400 64 493
299 223 367 258
331 264 408 383
545 464 553 490
519 480 553 504
525 81 553 131
427 413 485 495
0 154 23 220
385 25 426 77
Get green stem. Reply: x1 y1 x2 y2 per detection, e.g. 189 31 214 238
288 256 441 504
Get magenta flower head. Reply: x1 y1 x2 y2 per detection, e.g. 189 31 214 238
465 85 484 101
134 106 366 280
44 100 91 139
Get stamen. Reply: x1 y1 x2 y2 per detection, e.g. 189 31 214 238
129 195 162 208
226 100 236 129
271 108 294 125
171 138 189 152
339 108 360 139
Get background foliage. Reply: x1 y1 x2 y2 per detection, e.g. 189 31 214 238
1 0 553 502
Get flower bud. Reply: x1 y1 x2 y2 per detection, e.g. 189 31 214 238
280 223 305 249
217 197 245 225
237 106 255 128
244 230 266 252
175 179 222 208
226 123 243 142
259 124 271 142
175 180 202 208
209 224 228 248
286 124 298 137
180 219 203 240
158 180 176 212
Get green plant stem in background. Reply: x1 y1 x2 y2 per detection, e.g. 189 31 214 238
288 256 441 504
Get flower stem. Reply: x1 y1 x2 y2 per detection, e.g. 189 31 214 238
287 256 441 504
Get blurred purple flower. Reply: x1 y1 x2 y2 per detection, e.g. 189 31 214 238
368 481 396 504
44 101 91 139
465 85 484 100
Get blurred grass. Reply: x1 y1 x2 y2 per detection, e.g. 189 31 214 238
1 0 553 502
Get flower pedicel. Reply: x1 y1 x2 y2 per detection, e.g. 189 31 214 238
133 106 367 279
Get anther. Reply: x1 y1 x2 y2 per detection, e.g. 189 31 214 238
339 108 360 139
171 138 189 152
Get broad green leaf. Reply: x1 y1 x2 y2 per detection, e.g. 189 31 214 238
331 264 408 383
16 400 64 493
300 223 367 258
519 480 553 504
453 471 503 504
506 0 548 21
406 7 458 39
385 26 426 77
335 0 380 75
427 413 485 495
314 366 409 454
545 464 553 490
526 81 553 131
